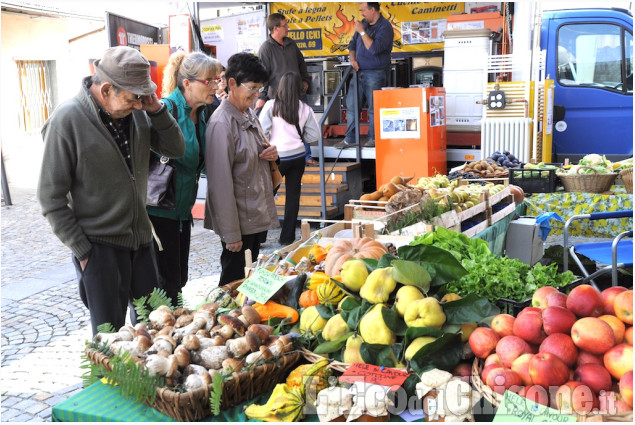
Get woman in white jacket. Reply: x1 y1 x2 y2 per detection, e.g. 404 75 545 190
260 72 320 245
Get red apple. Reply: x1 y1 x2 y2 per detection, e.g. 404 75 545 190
484 353 503 368
598 314 626 344
576 350 604 367
542 306 577 335
511 353 534 386
566 284 604 317
452 362 472 382
599 391 632 414
626 326 633 344
518 385 550 407
518 307 542 316
574 363 613 394
486 368 523 395
601 286 628 315
555 381 598 415
619 370 633 407
497 335 533 367
481 363 505 384
469 327 500 359
603 343 634 379
532 286 559 309
546 291 568 308
571 317 616 355
529 352 571 389
614 290 633 325
491 313 515 337
539 333 578 367
513 311 547 345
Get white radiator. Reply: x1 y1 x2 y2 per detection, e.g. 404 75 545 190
481 118 532 163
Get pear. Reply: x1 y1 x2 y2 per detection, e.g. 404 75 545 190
359 304 396 345
359 267 397 304
322 314 351 341
395 286 425 317
340 259 369 292
404 336 437 361
343 333 365 364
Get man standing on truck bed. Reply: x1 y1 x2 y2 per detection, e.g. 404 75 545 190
335 2 394 149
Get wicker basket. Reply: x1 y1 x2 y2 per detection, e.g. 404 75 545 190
620 168 633 194
471 358 633 422
85 347 301 421
558 167 618 193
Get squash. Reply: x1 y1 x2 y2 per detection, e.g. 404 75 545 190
299 290 320 308
306 272 330 290
308 245 328 265
205 287 238 309
509 184 525 204
323 237 388 277
317 280 345 306
253 300 299 324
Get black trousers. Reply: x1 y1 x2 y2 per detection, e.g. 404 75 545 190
73 242 160 336
149 215 192 306
220 231 266 286
277 157 306 244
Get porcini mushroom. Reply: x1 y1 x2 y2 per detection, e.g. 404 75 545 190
175 314 194 328
216 314 246 339
238 306 262 327
247 324 274 342
174 345 191 368
222 358 244 374
148 306 176 329
198 346 229 370
145 354 178 377
182 334 201 351
183 372 212 391
226 331 261 357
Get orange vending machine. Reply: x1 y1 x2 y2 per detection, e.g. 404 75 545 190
374 87 447 186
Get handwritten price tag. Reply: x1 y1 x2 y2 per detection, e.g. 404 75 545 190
237 268 289 304
493 391 576 422
338 363 409 391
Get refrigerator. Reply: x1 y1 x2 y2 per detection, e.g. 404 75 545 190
373 87 447 186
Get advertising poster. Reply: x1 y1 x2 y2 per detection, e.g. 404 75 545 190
106 12 160 50
430 96 445 127
379 107 420 139
271 2 464 57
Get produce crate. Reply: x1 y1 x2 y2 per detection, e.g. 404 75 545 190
344 200 389 221
488 193 516 227
508 164 561 194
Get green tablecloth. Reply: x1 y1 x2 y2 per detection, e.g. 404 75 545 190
524 186 633 237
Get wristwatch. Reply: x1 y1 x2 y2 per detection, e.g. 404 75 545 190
360 31 366 36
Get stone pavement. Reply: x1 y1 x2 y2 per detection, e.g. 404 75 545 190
1 187 284 422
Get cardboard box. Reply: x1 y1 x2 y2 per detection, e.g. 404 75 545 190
505 217 544 265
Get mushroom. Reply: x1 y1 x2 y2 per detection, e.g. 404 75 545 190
173 316 207 339
268 335 294 357
182 334 201 351
109 334 153 358
145 354 178 377
157 326 175 337
226 331 261 358
197 337 217 350
222 358 244 374
245 345 274 365
172 307 190 318
134 327 152 341
175 314 194 329
174 345 191 368
149 335 176 354
196 329 211 338
148 306 176 329
197 302 219 315
212 335 226 346
216 314 246 339
248 324 274 342
183 372 212 391
94 325 135 345
198 346 229 369
237 306 261 327
183 364 208 377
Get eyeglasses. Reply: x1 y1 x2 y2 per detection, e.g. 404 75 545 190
192 77 221 86
241 83 265 94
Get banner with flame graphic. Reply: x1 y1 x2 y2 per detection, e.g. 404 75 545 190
271 2 465 57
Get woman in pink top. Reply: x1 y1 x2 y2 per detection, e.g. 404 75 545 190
259 72 320 245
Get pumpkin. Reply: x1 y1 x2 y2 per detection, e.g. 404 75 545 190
308 245 328 265
306 272 330 290
317 280 345 306
286 363 331 393
509 184 525 204
299 290 320 308
323 237 388 277
253 300 299 324
205 287 237 309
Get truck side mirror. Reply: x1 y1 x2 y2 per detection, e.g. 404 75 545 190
553 105 566 122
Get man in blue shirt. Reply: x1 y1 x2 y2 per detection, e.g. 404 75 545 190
335 2 394 149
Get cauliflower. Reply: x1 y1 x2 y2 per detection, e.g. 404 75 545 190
579 154 606 167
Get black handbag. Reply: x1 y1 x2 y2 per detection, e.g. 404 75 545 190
146 99 179 209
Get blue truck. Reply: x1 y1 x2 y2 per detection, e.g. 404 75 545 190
540 8 633 162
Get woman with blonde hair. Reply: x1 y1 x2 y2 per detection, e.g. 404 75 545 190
147 50 221 305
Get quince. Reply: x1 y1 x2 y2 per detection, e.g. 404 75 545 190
440 293 461 303
359 267 397 304
404 298 446 329
460 322 478 342
300 306 328 335
322 313 351 341
404 336 437 361
395 286 425 317
359 304 396 345
343 333 365 364
340 259 369 292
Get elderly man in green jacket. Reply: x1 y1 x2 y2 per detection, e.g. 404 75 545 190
37 46 185 335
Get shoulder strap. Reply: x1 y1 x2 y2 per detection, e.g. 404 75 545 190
294 122 303 140
163 98 179 121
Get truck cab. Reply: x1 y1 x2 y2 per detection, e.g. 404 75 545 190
541 8 633 162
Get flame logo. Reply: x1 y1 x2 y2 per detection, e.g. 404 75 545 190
324 6 356 53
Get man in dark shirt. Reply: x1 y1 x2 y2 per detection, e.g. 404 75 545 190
335 2 394 149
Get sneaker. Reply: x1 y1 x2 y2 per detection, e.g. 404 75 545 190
364 140 375 148
333 139 357 149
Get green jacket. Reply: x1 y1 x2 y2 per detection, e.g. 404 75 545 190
37 77 185 260
147 89 207 222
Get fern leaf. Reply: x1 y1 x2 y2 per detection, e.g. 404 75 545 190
209 372 223 416
176 292 186 309
96 322 117 334
148 288 173 310
133 295 150 323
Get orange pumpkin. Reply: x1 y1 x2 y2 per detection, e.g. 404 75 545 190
308 245 328 265
299 290 320 308
323 237 388 277
509 184 525 204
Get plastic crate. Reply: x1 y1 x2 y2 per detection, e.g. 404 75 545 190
508 163 562 194
495 278 583 316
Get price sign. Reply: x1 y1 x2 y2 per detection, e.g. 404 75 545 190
338 363 410 391
237 268 290 304
493 391 576 422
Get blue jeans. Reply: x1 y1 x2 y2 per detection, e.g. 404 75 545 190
345 69 387 143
